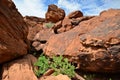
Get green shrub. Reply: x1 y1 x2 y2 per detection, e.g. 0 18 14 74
44 22 54 28
34 54 49 77
34 54 75 78
50 55 75 78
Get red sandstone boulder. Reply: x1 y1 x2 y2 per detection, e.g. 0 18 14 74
67 10 83 19
45 4 65 23
2 54 37 80
0 0 29 63
44 9 120 73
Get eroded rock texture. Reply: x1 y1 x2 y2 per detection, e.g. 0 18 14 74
44 9 120 72
2 54 37 80
0 0 29 63
24 16 55 52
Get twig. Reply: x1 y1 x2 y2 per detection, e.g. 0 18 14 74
75 72 85 80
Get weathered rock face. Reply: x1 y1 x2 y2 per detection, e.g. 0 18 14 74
45 4 65 23
0 0 28 63
24 16 55 52
67 10 83 19
78 9 120 72
44 9 120 72
2 54 38 80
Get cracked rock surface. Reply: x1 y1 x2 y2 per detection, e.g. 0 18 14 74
44 9 120 72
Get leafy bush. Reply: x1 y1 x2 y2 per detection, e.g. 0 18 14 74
50 55 75 78
34 54 49 77
44 22 54 28
34 54 75 78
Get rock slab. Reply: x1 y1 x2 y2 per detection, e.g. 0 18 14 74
2 54 37 80
44 9 120 72
0 0 29 63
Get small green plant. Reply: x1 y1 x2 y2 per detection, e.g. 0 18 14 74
50 55 75 78
44 22 54 28
34 54 49 77
34 54 75 78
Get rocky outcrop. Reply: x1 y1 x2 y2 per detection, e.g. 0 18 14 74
24 16 55 53
45 4 65 23
44 9 120 72
2 54 37 80
67 10 83 19
0 0 29 63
